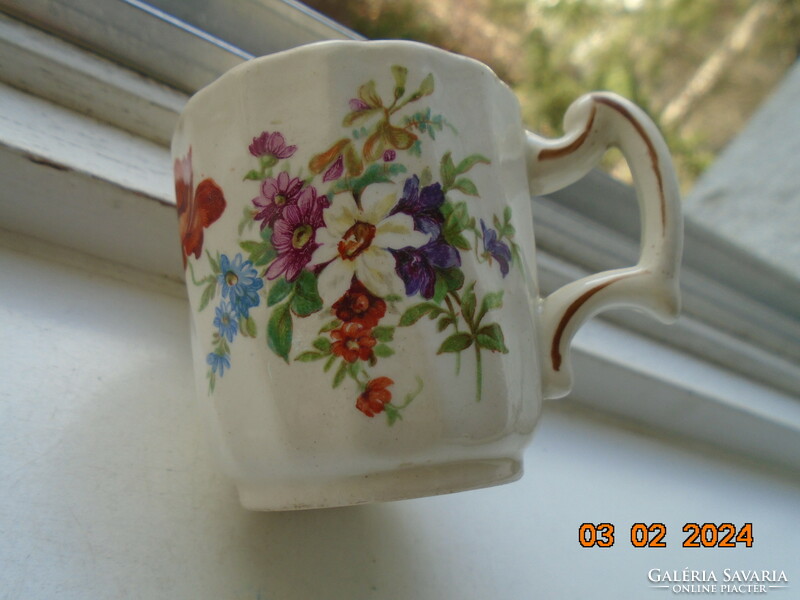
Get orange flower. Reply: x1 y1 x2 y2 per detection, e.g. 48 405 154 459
356 377 394 417
330 322 377 363
175 149 226 268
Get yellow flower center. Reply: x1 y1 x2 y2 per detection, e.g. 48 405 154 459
292 224 313 249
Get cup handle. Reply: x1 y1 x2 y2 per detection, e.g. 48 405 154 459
526 92 683 399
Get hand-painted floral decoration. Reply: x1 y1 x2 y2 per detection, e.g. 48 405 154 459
174 149 226 267
185 66 521 424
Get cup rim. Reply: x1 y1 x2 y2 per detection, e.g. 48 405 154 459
181 39 509 119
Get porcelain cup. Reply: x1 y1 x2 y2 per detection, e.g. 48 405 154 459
172 40 682 510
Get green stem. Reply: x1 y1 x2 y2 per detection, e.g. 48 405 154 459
187 261 201 286
444 294 461 374
475 343 483 402
447 290 483 402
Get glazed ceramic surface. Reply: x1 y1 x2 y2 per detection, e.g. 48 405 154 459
172 40 682 510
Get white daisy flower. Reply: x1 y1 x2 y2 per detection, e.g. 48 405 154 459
311 184 429 304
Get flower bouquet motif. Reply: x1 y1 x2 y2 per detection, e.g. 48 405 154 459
181 66 521 425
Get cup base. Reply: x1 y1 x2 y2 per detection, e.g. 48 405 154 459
236 457 523 511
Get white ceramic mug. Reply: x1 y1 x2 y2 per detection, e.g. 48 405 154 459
172 40 682 510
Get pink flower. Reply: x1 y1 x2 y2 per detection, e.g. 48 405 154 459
323 155 344 182
249 131 297 159
265 187 326 282
349 98 370 112
253 172 304 229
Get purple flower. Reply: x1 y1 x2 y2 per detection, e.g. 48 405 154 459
249 131 297 159
266 187 326 282
391 238 461 299
383 149 396 162
389 175 445 236
252 172 304 229
349 98 370 112
481 220 512 277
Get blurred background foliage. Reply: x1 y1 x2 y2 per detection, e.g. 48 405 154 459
302 0 800 192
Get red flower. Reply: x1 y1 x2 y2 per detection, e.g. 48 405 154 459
175 150 226 268
332 278 386 327
356 377 394 417
331 322 377 363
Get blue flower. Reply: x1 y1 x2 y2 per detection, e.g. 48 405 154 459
217 253 264 317
391 237 461 299
389 175 446 236
213 301 238 342
481 220 512 277
207 351 231 377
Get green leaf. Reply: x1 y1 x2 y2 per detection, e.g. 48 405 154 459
440 152 456 188
432 274 449 304
238 315 257 338
206 250 220 275
420 166 433 187
437 316 453 332
449 233 471 251
319 319 342 334
267 302 293 362
461 282 476 323
455 153 491 175
332 361 348 388
291 271 323 316
503 205 512 225
243 169 262 181
240 239 277 266
208 371 216 394
198 280 217 312
295 351 325 362
323 354 337 372
347 361 361 379
501 223 516 238
453 177 479 196
312 337 332 353
372 326 395 342
443 201 469 236
267 278 293 306
476 323 509 353
480 290 504 316
384 403 402 426
399 302 441 327
333 163 407 197
437 267 465 292
417 73 434 97
437 332 473 354
374 344 395 358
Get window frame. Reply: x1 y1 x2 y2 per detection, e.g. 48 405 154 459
1 0 798 470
